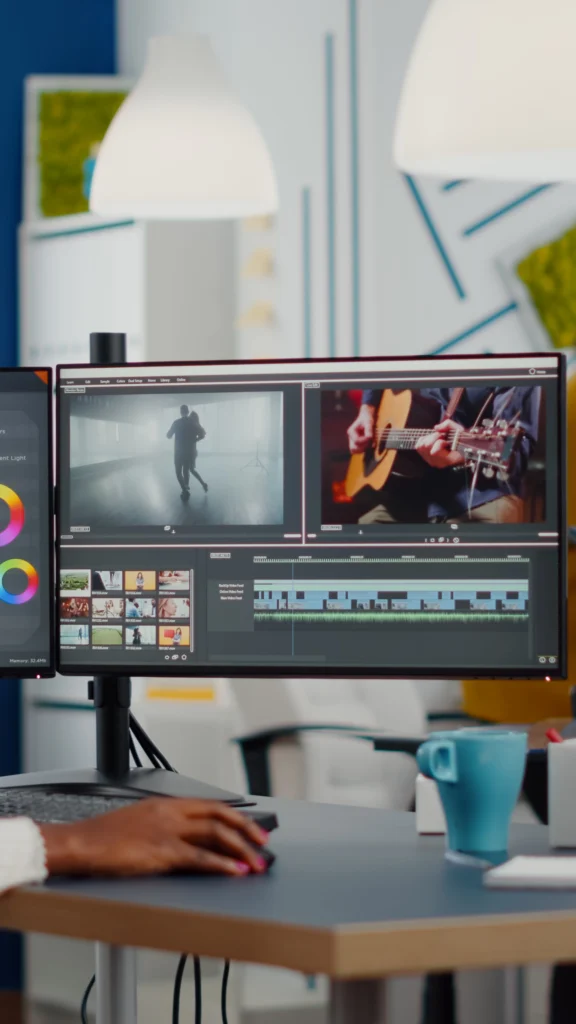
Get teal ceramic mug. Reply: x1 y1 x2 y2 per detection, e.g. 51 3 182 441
417 729 527 856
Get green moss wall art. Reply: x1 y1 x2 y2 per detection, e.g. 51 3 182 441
516 224 576 350
38 90 127 217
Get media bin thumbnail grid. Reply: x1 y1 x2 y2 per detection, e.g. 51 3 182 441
59 568 194 653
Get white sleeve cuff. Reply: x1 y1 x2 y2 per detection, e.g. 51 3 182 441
0 817 48 893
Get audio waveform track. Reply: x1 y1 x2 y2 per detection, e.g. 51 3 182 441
255 610 529 624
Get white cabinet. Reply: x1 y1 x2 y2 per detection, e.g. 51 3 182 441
19 215 235 367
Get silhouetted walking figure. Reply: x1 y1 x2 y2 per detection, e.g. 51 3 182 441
167 405 208 497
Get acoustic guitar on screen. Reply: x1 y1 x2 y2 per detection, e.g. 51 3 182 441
345 389 525 499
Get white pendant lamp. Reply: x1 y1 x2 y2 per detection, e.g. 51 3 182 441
394 0 576 181
90 35 278 219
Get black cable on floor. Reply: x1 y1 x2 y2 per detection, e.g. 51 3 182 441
80 973 95 1023
172 955 202 1024
221 961 231 1024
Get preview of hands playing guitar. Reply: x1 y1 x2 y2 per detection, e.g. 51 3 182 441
338 385 541 525
348 403 467 470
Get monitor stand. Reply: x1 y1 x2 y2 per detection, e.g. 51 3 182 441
1 676 245 805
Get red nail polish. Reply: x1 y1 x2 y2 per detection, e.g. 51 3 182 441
259 830 269 842
256 856 267 871
235 862 250 875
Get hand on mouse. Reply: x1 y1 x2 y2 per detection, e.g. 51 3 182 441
38 798 269 878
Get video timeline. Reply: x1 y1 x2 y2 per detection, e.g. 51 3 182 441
59 568 193 659
253 578 530 624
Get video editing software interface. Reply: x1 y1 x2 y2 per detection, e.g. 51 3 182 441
57 355 565 677
0 369 53 676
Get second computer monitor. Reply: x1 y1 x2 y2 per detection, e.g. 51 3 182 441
56 354 565 678
0 368 53 676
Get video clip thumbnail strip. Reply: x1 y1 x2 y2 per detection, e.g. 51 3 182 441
253 579 530 623
59 569 193 651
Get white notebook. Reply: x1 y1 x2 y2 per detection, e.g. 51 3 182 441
485 856 576 889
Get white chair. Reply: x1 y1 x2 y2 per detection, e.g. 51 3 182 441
231 675 432 810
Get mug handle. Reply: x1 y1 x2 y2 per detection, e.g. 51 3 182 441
417 739 458 784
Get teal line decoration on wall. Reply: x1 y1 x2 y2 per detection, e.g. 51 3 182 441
325 34 337 358
348 0 360 356
33 219 134 241
430 302 518 354
302 187 312 358
403 174 466 300
442 180 466 192
33 699 95 712
463 185 553 237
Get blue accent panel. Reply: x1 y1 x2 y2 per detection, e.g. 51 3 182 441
301 188 312 358
463 185 553 236
0 0 116 991
325 35 337 358
442 180 466 192
403 175 466 300
348 0 360 356
430 303 518 355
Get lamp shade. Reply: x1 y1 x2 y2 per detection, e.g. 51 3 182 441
90 35 278 219
394 0 576 181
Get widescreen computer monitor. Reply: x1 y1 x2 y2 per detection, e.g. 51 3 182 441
0 368 53 676
56 354 566 679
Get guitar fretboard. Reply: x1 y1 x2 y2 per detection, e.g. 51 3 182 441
376 429 464 451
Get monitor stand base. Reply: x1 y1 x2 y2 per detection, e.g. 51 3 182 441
0 767 246 804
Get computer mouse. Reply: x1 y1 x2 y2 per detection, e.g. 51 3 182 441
254 845 276 872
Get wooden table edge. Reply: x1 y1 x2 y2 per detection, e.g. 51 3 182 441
3 888 576 978
334 910 576 976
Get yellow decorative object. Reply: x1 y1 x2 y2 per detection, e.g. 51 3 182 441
242 248 274 277
147 686 216 702
516 224 576 350
462 372 576 723
242 214 274 231
38 90 127 218
235 301 275 328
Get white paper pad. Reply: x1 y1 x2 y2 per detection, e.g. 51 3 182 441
485 856 576 889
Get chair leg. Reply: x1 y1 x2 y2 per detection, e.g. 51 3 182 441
422 973 456 1024
550 964 576 1024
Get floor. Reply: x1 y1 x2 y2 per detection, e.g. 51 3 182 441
70 453 284 528
15 966 328 1024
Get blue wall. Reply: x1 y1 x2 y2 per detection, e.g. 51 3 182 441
0 0 115 989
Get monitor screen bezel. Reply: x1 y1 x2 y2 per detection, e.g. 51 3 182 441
55 352 567 680
0 367 54 678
